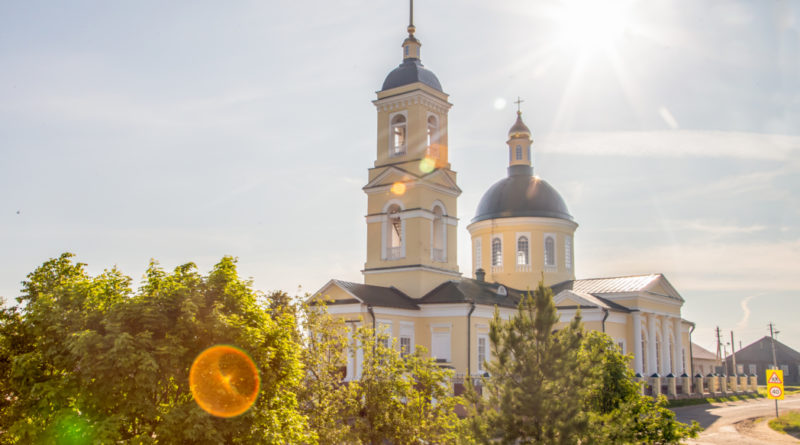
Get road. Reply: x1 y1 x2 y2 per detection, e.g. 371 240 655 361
672 394 800 444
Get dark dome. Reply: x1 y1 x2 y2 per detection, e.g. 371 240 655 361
382 58 442 92
508 112 531 138
472 165 574 223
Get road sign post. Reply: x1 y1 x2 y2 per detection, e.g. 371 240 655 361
766 369 784 418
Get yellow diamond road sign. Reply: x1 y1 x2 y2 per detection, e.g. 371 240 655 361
767 369 785 400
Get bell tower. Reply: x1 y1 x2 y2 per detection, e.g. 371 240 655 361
362 3 461 298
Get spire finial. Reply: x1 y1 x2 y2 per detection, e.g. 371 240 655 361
514 96 524 114
408 0 415 35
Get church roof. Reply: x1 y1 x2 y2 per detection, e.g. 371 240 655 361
326 279 421 310
418 278 524 308
472 166 574 223
551 273 684 302
381 58 443 92
554 290 631 312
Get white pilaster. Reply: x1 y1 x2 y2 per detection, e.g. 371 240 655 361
661 316 672 375
647 313 658 375
673 317 684 374
632 312 643 375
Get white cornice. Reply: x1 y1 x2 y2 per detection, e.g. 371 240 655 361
373 90 452 114
467 217 579 232
362 265 462 277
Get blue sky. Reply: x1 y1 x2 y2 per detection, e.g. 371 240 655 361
1 0 798 353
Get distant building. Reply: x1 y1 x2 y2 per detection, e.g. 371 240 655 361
725 336 800 384
691 342 718 376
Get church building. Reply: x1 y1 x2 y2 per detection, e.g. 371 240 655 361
315 11 692 382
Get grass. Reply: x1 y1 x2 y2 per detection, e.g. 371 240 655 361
768 410 800 438
668 385 800 408
668 392 761 408
758 385 800 397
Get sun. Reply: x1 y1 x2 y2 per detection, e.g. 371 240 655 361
554 0 634 54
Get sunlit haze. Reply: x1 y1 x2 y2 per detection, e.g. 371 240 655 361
1 1 798 355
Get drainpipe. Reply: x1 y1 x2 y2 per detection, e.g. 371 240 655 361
601 308 609 333
688 323 695 376
467 301 476 377
367 305 376 351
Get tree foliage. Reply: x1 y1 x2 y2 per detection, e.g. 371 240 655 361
461 279 699 444
300 303 462 444
0 253 310 444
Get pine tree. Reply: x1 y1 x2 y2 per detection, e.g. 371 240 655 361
462 279 592 444
461 279 699 444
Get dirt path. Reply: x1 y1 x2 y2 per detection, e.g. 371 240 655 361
672 394 800 444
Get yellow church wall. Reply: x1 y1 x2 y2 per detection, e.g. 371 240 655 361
363 268 460 299
374 84 451 168
614 297 682 317
467 217 577 288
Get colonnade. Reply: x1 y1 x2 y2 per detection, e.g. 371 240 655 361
632 312 684 376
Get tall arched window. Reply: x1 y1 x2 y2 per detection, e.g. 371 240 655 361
515 145 522 160
427 115 438 147
385 204 403 260
432 205 445 262
391 114 407 156
544 235 555 267
491 237 502 266
516 236 529 265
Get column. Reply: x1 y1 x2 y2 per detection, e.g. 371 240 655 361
661 316 671 375
647 313 658 375
632 312 643 375
673 317 683 374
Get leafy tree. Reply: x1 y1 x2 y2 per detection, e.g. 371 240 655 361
581 332 700 444
300 303 462 444
461 280 699 444
0 253 310 444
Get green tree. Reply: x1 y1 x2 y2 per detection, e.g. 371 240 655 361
461 280 699 444
300 303 462 444
0 253 310 444
462 280 592 444
581 332 700 444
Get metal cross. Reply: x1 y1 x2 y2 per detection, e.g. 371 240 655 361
514 96 524 112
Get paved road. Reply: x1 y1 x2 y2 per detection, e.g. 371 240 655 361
672 394 800 444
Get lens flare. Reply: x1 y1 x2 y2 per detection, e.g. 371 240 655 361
419 157 436 173
390 182 407 195
190 345 260 418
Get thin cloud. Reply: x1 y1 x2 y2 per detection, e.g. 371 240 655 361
580 239 800 292
538 131 800 161
736 295 756 330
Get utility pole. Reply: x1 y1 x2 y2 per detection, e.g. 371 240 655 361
769 322 779 418
730 331 737 376
715 326 723 372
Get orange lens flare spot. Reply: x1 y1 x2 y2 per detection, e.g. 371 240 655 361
190 345 260 418
419 157 435 173
390 182 407 195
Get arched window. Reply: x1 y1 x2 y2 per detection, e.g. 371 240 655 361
492 237 502 266
427 115 438 147
385 204 403 260
515 145 522 160
516 236 529 265
432 205 445 262
544 235 555 267
391 114 407 156
474 238 482 269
